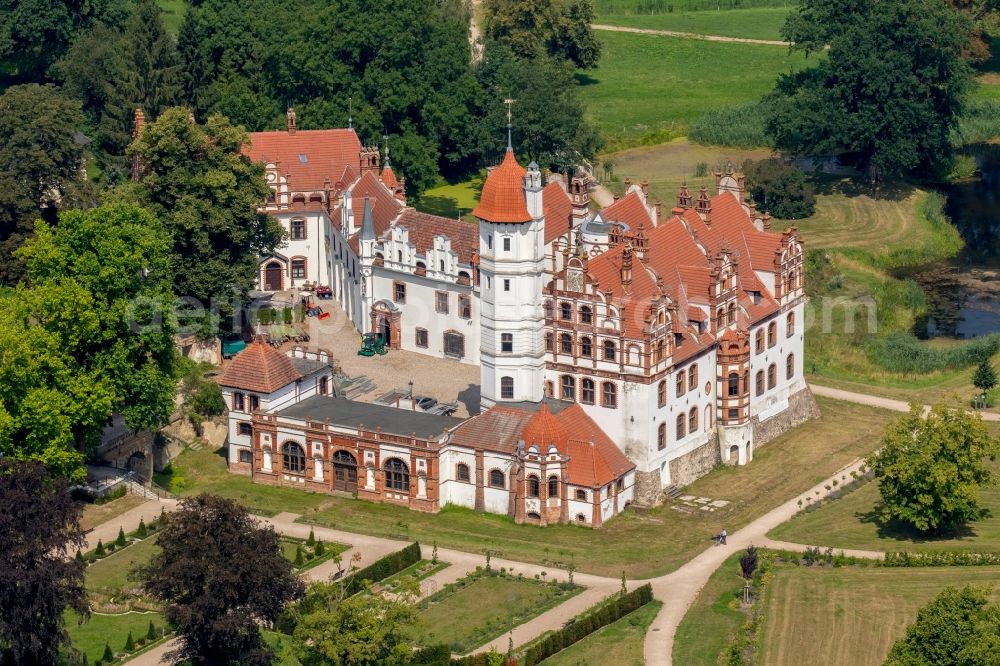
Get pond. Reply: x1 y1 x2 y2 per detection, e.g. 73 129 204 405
916 144 1000 339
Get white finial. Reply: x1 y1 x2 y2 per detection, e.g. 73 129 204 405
504 98 515 151
382 132 390 167
348 97 353 130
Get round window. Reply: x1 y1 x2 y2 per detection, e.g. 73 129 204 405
704 381 712 395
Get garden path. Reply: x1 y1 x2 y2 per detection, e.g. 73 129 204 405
810 383 1000 422
591 24 789 47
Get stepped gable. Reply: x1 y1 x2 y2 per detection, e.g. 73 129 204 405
245 128 362 192
217 340 302 394
600 190 653 230
396 209 479 264
473 149 531 223
543 181 573 244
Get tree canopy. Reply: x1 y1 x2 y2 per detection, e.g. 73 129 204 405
867 403 1000 534
0 460 88 666
482 0 602 69
137 494 304 666
766 0 973 182
885 585 1000 666
128 107 283 322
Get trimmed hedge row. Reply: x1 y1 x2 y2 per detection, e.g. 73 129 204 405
884 551 1000 567
517 584 654 666
342 541 421 595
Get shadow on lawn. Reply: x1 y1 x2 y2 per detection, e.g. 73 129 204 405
856 508 981 544
574 72 599 86
812 174 913 202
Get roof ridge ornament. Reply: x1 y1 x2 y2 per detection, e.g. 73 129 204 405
504 97 515 151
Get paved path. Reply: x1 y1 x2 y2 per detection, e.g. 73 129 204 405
810 383 1000 422
84 498 177 551
592 23 790 47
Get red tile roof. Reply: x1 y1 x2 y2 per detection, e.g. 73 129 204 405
600 191 653 230
396 209 479 265
543 182 573 244
217 340 302 394
521 403 568 449
380 165 399 189
450 405 537 454
473 149 530 223
559 405 634 487
349 170 404 238
245 129 362 192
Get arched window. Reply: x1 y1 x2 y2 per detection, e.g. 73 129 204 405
580 336 593 358
500 376 514 400
655 339 666 363
456 463 470 482
581 378 595 404
528 475 540 497
728 373 740 397
657 380 667 407
603 340 617 361
576 513 587 523
560 333 573 354
676 370 687 397
786 353 795 379
545 332 554 352
755 330 765 354
756 371 765 396
489 469 505 488
602 382 617 408
787 312 795 337
561 375 576 400
544 300 554 319
575 489 587 501
545 381 554 397
704 405 713 430
688 365 698 390
548 475 559 498
716 308 725 329
282 442 305 474
689 407 698 433
560 302 572 321
580 306 592 324
657 423 666 450
768 364 777 389
727 302 736 325
676 413 686 439
384 459 409 492
768 322 777 348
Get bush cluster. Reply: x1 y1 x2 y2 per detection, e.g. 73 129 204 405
342 541 421 596
689 102 768 149
883 551 1000 567
865 332 1000 374
741 158 816 219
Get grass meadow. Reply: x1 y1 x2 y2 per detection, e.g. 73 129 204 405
161 397 891 578
759 566 1000 666
594 7 792 41
539 600 662 666
672 552 746 665
67 610 167 664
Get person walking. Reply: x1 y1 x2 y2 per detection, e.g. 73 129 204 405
721 528 727 545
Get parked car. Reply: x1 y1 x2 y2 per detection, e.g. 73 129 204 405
415 396 437 411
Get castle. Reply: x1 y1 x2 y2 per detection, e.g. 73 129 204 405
218 112 816 526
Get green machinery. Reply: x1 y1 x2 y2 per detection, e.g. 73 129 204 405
357 333 388 357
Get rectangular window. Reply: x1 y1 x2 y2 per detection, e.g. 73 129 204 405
238 449 253 464
503 279 511 292
238 422 252 436
435 291 449 314
249 395 259 411
291 258 306 278
415 328 428 348
234 392 245 411
444 332 465 358
459 295 471 319
291 219 306 240
393 282 406 303
501 333 513 353
503 237 511 251
728 407 739 420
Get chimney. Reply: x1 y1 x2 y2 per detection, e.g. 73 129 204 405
677 183 692 209
287 107 297 135
696 187 712 224
763 212 772 231
654 199 662 221
640 180 649 198
620 245 633 287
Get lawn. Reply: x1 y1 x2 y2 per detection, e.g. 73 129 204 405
672 553 746 665
414 572 581 653
539 600 662 666
166 397 891 578
86 536 161 592
79 493 147 532
67 610 166 664
595 7 792 41
579 31 809 149
156 0 187 35
759 566 1000 666
769 453 1000 553
416 176 484 221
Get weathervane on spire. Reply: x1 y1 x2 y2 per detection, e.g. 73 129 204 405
348 97 353 130
504 97 515 150
382 131 390 167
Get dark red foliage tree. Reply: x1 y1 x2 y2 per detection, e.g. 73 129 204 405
136 494 304 666
0 459 88 665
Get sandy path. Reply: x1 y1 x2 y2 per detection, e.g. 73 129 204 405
592 23 790 47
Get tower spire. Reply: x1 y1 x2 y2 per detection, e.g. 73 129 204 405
382 132 390 167
504 98 514 151
348 97 353 130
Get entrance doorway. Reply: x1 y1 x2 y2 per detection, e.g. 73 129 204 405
332 450 358 492
264 262 283 291
378 317 392 347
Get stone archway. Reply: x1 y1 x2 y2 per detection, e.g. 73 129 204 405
264 262 283 291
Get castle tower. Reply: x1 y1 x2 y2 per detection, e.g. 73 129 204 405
570 170 590 228
474 147 546 411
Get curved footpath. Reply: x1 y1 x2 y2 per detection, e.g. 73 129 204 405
120 382 990 664
591 24 790 47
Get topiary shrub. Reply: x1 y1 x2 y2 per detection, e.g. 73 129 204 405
94 540 105 558
136 518 147 539
146 620 157 641
116 527 127 548
124 631 135 652
102 643 113 663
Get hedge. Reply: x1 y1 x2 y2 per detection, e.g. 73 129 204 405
342 541 421 596
883 551 1000 567
517 584 654 666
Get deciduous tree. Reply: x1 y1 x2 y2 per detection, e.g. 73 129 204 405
885 585 1000 665
137 495 304 666
0 460 88 665
766 0 972 182
741 159 816 220
483 0 601 69
867 403 1000 534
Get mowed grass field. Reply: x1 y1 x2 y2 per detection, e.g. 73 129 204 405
67 610 166 664
672 553 745 665
579 31 809 149
86 536 161 592
594 7 792 41
769 436 1000 553
540 600 662 666
163 397 890 578
760 566 1000 666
